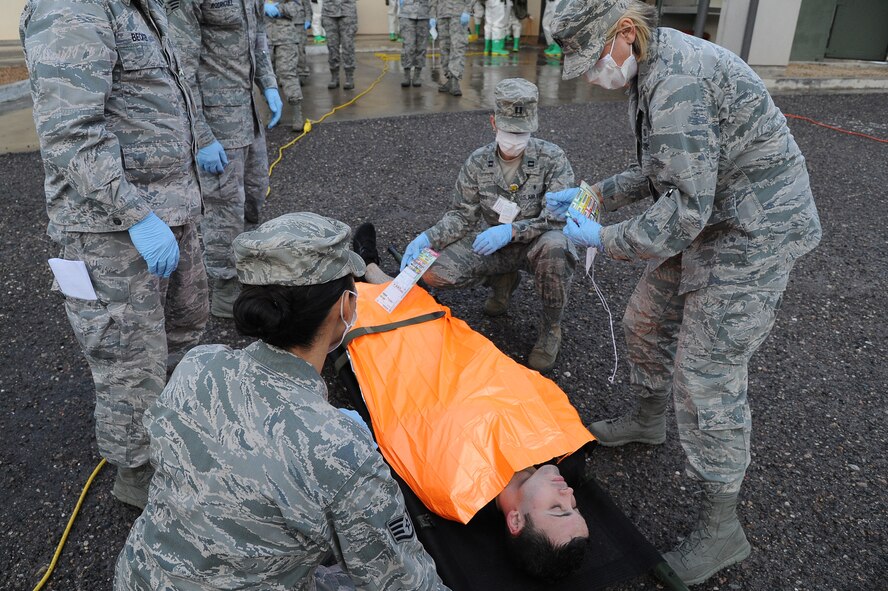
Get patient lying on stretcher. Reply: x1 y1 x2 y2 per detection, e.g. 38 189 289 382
350 223 590 579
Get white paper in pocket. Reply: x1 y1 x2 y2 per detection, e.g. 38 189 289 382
48 258 98 301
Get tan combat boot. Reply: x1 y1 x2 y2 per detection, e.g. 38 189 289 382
588 394 667 446
483 272 520 317
664 489 751 585
411 67 423 87
290 99 303 132
527 307 562 372
343 69 355 90
211 277 241 319
401 68 412 87
112 463 155 510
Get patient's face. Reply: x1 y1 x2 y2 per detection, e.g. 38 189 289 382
510 465 589 544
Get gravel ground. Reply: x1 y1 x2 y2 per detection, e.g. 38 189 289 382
1 92 886 591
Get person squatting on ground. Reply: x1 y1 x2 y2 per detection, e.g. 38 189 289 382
431 0 471 96
400 0 432 87
322 0 358 89
20 0 209 510
114 213 449 591
549 0 822 584
264 0 312 130
401 79 577 373
387 0 401 41
167 0 283 318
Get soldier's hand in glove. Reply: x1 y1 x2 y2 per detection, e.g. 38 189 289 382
563 207 602 249
264 88 283 128
129 212 179 278
401 232 430 272
264 2 280 17
304 20 312 29
197 140 228 175
429 18 437 29
545 187 579 220
472 224 512 256
460 12 470 26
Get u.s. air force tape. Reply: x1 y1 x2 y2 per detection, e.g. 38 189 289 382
386 513 416 543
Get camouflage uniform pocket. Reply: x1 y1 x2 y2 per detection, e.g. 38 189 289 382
708 289 782 365
697 401 751 432
65 298 131 361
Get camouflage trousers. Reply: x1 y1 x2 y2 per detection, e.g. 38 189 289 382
271 42 303 104
424 230 577 313
438 16 468 79
58 224 208 468
623 256 788 494
295 26 310 76
400 17 429 69
322 15 357 71
201 130 269 280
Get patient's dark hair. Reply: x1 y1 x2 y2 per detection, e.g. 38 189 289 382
504 514 588 580
233 275 354 349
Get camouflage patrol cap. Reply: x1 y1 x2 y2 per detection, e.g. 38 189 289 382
494 78 539 133
552 0 631 80
234 213 366 286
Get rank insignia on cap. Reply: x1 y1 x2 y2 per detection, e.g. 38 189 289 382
387 513 416 543
513 103 525 116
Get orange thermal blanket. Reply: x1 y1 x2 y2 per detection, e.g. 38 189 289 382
346 282 595 524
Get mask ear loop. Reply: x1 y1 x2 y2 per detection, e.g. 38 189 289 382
585 249 619 384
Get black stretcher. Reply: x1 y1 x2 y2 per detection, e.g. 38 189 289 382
336 360 689 591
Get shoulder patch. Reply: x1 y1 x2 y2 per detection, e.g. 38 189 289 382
386 513 416 543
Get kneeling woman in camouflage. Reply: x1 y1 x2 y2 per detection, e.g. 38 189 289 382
547 0 821 585
114 213 447 591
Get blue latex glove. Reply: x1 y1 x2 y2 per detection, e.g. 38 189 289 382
429 18 437 29
264 2 280 17
460 11 470 26
129 212 180 278
472 224 512 256
400 232 430 272
545 187 580 220
304 19 312 29
563 207 603 249
339 408 371 433
264 88 283 129
196 140 228 175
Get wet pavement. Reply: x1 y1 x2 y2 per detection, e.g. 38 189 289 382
1 43 618 155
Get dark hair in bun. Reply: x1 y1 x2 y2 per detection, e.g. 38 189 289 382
233 275 355 349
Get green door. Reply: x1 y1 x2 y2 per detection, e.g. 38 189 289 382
825 0 888 60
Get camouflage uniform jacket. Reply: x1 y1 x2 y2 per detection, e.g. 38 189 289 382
321 0 356 18
598 28 822 294
430 0 471 18
167 0 277 149
20 0 202 235
425 138 575 249
118 341 449 591
265 0 312 44
400 0 430 20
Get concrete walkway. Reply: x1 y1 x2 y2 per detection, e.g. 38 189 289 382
1 35 886 155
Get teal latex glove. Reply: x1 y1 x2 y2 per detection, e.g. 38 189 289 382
197 140 228 175
429 17 437 29
401 232 430 272
129 212 179 278
339 408 370 433
472 224 512 256
304 19 312 29
545 187 579 220
264 2 280 17
460 12 470 26
563 207 602 249
264 88 283 128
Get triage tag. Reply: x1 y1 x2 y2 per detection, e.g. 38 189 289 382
376 247 440 313
569 181 602 222
492 196 521 224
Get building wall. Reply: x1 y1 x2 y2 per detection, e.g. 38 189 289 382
2 0 25 42
714 0 802 66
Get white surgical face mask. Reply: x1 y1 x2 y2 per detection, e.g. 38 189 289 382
328 289 358 353
584 36 637 90
496 130 531 159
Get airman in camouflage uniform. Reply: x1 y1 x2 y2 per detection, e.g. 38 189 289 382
114 213 448 591
414 79 576 372
167 0 278 316
400 0 431 87
20 0 209 508
551 0 822 584
322 0 357 89
431 0 472 96
265 0 312 129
